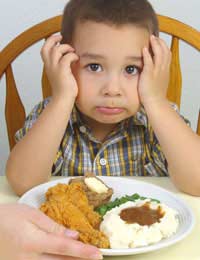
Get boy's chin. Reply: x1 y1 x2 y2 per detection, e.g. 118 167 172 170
90 114 130 125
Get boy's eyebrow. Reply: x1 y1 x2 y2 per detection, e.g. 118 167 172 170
80 53 105 60
80 53 142 62
125 56 143 62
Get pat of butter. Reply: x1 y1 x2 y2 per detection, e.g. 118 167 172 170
84 177 108 193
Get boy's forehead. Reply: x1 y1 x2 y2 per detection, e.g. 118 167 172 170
72 21 150 53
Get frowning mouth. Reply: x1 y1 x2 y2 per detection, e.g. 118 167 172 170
96 106 125 115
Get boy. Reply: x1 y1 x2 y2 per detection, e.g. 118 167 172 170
6 0 200 197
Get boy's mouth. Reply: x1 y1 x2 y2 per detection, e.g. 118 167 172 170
96 106 125 115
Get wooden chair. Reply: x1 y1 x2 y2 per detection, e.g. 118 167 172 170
0 15 200 150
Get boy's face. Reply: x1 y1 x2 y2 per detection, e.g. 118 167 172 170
72 21 150 126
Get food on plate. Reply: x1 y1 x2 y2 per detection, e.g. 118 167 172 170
96 193 160 216
40 182 110 248
69 173 113 208
100 199 179 249
39 177 179 250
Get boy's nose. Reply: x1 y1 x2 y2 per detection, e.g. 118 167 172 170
102 75 122 96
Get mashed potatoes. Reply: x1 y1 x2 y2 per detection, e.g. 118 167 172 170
100 199 179 249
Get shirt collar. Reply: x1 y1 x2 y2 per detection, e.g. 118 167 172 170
131 106 148 128
70 105 81 126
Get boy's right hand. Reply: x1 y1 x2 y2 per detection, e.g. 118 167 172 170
41 34 79 104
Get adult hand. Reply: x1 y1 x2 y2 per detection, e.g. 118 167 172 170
41 34 79 105
0 203 102 260
138 35 171 108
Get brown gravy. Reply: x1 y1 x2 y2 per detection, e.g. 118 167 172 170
119 202 164 226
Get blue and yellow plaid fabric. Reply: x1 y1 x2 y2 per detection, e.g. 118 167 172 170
16 97 171 177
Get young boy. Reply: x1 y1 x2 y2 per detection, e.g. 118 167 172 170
6 0 200 197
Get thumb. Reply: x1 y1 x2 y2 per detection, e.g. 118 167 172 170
31 208 79 239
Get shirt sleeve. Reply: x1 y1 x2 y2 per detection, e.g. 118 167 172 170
144 129 168 177
15 97 64 176
15 98 51 142
146 132 169 176
171 102 191 126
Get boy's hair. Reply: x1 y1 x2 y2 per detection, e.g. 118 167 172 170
61 0 159 44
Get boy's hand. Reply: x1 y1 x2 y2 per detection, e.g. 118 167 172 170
138 35 171 108
41 34 79 104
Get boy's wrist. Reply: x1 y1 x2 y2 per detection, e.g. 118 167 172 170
143 97 170 115
51 95 75 113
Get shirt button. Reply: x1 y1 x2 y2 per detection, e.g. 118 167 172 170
100 158 107 166
79 126 86 133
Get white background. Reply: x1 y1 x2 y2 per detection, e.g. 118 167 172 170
0 0 200 175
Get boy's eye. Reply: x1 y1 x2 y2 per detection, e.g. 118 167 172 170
125 65 140 75
87 63 102 72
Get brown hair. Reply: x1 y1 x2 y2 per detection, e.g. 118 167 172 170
61 0 159 44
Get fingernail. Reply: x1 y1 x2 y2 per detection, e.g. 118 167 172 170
65 229 79 238
91 252 103 260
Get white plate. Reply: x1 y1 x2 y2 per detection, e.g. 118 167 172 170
18 177 195 256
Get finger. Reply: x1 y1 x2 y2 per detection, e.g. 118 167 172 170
35 232 102 260
41 34 63 65
158 38 171 68
51 44 75 66
40 254 95 260
150 35 164 68
142 46 153 72
59 52 79 71
32 209 79 239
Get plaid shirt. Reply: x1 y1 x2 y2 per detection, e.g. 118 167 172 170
16 97 171 177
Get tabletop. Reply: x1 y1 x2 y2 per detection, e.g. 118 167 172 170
0 176 199 260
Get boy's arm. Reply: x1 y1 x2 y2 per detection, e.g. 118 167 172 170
145 100 200 196
140 35 200 196
6 35 79 196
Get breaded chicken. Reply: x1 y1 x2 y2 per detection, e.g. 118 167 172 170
44 182 101 228
40 182 110 248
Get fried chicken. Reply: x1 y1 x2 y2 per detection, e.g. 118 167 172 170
40 182 110 248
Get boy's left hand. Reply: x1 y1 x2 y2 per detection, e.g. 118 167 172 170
138 35 171 108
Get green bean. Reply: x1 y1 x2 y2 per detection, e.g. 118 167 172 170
95 193 160 216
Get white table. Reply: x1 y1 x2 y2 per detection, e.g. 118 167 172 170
0 176 200 260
